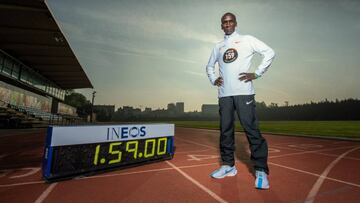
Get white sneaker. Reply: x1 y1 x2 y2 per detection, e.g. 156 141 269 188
210 165 237 179
255 170 269 189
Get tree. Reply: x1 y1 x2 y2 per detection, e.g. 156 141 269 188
64 92 91 117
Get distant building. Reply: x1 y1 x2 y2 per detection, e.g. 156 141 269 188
201 104 218 116
121 106 134 116
117 106 142 117
133 108 142 116
167 103 176 115
175 102 184 114
284 101 289 107
167 103 175 111
94 105 115 114
152 108 168 117
93 105 115 121
144 107 152 112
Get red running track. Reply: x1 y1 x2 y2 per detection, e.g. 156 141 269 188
0 127 359 203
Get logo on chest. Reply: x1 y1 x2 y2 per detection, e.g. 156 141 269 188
223 48 238 63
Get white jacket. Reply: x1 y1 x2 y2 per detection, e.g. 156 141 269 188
206 31 275 97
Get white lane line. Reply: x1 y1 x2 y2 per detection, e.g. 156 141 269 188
176 149 210 154
270 144 355 153
177 133 359 160
269 162 360 188
83 167 173 179
176 137 217 150
0 163 218 187
287 144 323 149
269 145 360 161
0 181 44 187
10 167 40 179
0 169 10 178
166 161 227 203
181 163 218 168
177 135 360 188
315 152 360 161
187 154 219 161
268 148 281 153
34 183 58 203
271 142 306 146
178 135 358 161
83 163 218 180
188 155 201 161
304 146 360 203
177 138 357 163
272 145 309 151
269 145 359 159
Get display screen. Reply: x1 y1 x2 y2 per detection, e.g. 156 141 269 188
42 124 174 181
50 137 172 178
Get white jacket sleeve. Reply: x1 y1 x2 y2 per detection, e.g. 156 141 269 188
249 36 275 77
206 47 218 85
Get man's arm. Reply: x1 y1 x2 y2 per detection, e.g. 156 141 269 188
206 47 222 86
249 35 275 77
239 36 275 82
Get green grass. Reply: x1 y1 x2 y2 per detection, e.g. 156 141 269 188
172 121 360 139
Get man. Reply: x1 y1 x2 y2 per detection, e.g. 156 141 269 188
206 12 275 189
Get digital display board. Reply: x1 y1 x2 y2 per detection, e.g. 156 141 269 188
42 124 174 181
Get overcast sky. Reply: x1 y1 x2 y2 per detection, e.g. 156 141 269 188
46 0 360 111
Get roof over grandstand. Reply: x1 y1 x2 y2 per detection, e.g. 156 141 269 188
0 0 93 89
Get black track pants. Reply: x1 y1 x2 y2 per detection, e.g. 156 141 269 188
219 95 269 174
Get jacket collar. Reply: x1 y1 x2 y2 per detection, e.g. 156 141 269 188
224 31 239 40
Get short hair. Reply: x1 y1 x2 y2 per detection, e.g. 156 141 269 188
221 12 237 23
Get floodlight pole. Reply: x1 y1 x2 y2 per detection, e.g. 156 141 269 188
90 91 96 122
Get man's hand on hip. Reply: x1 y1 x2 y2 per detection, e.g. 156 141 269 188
239 73 256 82
214 77 223 87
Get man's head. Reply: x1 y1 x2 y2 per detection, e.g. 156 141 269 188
221 12 237 35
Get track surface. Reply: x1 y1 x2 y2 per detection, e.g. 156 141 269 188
0 127 359 203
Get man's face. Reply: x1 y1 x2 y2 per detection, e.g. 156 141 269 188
221 15 237 35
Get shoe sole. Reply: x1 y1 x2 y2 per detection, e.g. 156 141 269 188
211 169 237 179
255 185 270 190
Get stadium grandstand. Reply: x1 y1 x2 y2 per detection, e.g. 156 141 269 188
0 0 93 128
